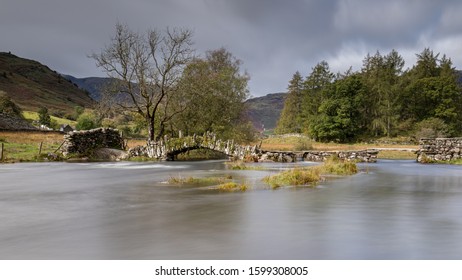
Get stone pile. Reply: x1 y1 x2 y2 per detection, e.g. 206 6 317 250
417 138 462 162
61 128 125 156
258 151 297 162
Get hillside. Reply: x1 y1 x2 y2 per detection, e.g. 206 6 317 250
62 75 115 101
0 52 94 114
244 92 286 131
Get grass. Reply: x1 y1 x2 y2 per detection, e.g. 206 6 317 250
258 136 418 159
260 136 312 151
225 161 264 170
0 131 64 162
168 175 232 185
376 150 416 160
447 159 462 165
263 167 321 189
262 156 358 188
216 182 248 192
418 155 462 165
22 111 77 127
318 156 358 175
167 174 247 192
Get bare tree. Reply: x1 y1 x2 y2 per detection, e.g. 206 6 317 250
91 22 194 142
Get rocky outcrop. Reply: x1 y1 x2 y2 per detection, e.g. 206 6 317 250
417 138 462 162
0 113 37 130
93 148 128 161
61 128 125 156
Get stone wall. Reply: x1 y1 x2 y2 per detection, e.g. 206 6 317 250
302 150 378 163
252 149 378 163
61 128 125 156
417 138 462 162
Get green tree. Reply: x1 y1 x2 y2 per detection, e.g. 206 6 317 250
399 48 461 136
275 71 304 134
361 50 404 137
311 74 365 142
0 92 22 117
300 61 334 136
76 112 98 130
74 106 84 120
172 48 253 141
37 107 51 126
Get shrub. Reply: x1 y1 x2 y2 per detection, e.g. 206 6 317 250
414 118 449 139
0 93 23 117
294 138 313 151
76 112 98 130
37 107 51 126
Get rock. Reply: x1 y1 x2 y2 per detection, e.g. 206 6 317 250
93 148 128 161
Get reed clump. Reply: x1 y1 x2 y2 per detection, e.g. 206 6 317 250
263 156 357 188
168 176 230 185
216 182 248 192
225 160 264 170
262 167 321 189
318 156 357 175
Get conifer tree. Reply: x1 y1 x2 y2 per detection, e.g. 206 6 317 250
275 72 304 134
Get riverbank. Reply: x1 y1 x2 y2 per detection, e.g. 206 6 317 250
1 131 419 162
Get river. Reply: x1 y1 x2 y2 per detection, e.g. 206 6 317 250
1 160 462 259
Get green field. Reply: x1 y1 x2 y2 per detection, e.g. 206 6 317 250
22 111 77 127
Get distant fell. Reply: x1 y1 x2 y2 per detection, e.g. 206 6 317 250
0 52 94 114
244 92 286 131
62 75 115 101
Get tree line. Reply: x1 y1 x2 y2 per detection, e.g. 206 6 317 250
275 48 462 142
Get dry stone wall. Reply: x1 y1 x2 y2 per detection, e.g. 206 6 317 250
61 128 125 156
302 150 379 163
417 138 462 162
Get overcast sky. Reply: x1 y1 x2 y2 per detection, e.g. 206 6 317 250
1 0 462 97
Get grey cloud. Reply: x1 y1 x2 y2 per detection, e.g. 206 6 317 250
1 0 461 96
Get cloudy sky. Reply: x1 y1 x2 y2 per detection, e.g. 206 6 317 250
1 0 462 97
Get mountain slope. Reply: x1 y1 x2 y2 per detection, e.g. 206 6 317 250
62 75 115 101
0 52 94 114
244 92 286 131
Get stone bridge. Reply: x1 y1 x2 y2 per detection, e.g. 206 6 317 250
128 132 380 162
128 132 259 161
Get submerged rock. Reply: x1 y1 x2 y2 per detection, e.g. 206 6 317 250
93 148 128 161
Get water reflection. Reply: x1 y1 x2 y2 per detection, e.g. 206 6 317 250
1 160 462 259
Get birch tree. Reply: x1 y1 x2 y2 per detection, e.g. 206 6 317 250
91 23 194 142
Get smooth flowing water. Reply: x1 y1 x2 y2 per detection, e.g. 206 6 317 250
1 160 462 259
